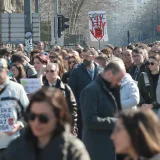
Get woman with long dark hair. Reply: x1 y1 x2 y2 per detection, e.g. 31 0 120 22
1 88 90 160
111 109 160 160
11 62 26 83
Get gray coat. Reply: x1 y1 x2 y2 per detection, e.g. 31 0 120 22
80 75 118 160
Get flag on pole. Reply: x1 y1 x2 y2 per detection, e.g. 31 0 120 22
88 11 109 41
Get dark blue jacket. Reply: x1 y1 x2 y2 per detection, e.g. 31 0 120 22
68 63 103 107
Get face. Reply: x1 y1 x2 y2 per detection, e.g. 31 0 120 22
83 51 94 67
103 69 126 88
11 66 19 78
95 59 104 68
111 119 132 154
68 57 77 69
29 102 57 138
37 42 44 51
0 67 8 85
132 52 144 66
45 64 58 82
114 48 122 57
17 44 24 51
148 58 159 72
63 56 69 70
123 51 133 63
49 53 58 63
33 58 43 72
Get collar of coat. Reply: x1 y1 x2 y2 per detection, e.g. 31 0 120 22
80 62 103 72
44 78 66 90
96 74 119 111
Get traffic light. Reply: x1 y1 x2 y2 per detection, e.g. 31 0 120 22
62 16 69 31
58 15 63 38
58 15 69 38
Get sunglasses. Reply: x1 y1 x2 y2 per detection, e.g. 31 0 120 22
49 56 57 59
147 62 156 66
45 70 55 73
28 112 50 123
68 61 76 64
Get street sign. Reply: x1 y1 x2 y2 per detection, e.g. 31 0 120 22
0 13 40 44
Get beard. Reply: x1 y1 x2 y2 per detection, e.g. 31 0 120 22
83 59 92 67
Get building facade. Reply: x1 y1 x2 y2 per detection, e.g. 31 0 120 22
0 0 24 13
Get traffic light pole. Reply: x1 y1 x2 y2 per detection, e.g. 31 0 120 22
54 0 58 45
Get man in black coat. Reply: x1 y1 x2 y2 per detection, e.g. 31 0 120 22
80 58 126 160
44 63 77 136
69 48 103 139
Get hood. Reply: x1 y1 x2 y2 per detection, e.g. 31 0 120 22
121 73 137 87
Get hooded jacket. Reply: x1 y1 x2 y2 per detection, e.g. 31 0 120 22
120 73 139 109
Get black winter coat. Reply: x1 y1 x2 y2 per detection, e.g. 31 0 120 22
0 127 90 160
43 79 78 135
69 62 103 107
80 75 118 160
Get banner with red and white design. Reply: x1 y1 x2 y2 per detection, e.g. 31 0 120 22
88 11 109 41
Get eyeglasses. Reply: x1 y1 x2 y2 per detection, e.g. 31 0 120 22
83 55 92 58
11 68 18 72
45 70 55 73
49 56 57 59
28 112 51 123
68 61 76 64
147 62 156 66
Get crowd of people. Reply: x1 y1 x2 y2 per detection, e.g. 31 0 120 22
0 41 160 160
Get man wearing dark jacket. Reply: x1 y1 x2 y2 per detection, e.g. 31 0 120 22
80 58 126 160
69 48 103 139
130 48 147 81
44 63 77 136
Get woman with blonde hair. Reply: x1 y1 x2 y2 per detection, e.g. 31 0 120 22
111 108 160 160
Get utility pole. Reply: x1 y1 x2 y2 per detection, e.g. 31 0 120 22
54 0 58 45
24 0 33 53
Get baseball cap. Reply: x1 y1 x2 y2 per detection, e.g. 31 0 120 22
0 58 8 68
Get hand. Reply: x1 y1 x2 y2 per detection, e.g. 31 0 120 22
4 123 21 136
37 65 46 77
141 104 153 109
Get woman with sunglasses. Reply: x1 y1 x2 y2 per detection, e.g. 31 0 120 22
1 88 90 160
62 55 81 84
138 52 160 115
111 108 160 160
